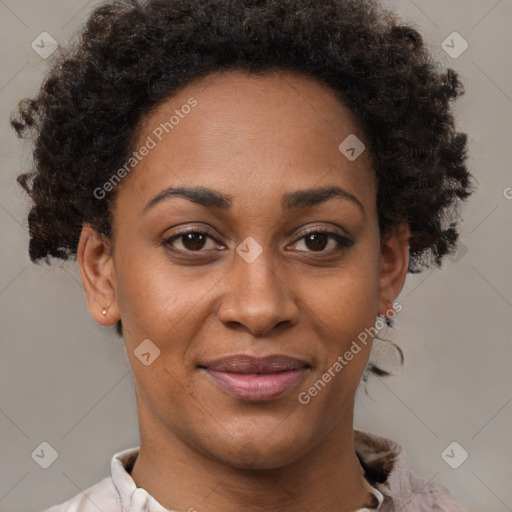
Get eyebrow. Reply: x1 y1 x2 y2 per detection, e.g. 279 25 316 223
142 184 365 216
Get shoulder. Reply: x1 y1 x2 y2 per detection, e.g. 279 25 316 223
393 471 469 512
39 476 122 512
354 429 468 512
39 476 121 512
402 469 468 512
39 447 140 512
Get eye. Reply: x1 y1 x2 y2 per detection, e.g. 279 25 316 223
162 230 222 252
289 229 353 253
162 227 353 254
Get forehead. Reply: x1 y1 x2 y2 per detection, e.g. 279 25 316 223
118 69 376 213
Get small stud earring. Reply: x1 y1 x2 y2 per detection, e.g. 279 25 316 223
102 309 107 316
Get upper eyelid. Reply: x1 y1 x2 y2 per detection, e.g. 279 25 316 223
293 225 350 240
166 227 223 243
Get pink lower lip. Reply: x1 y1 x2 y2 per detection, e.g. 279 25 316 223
204 368 307 401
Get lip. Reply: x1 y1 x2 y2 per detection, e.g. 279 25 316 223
201 354 310 401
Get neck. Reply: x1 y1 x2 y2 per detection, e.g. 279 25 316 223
130 397 374 512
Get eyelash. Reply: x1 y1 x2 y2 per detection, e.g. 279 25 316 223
162 228 353 255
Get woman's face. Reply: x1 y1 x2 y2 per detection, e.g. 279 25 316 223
80 70 408 469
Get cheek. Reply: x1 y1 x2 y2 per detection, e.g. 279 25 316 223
114 252 205 416
295 276 378 424
301 246 381 387
113 250 220 401
309 249 380 333
114 248 210 342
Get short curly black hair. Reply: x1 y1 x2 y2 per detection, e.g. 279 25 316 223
11 0 473 349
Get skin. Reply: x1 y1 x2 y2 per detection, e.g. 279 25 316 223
78 69 410 512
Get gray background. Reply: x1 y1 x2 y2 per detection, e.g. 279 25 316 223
1 0 511 511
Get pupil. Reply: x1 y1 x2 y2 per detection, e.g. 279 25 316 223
306 233 327 251
184 233 205 251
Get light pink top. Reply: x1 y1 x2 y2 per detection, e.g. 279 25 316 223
41 429 467 511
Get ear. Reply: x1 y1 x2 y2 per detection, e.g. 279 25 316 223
377 222 410 317
77 223 120 327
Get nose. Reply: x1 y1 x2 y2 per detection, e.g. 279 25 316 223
217 246 300 336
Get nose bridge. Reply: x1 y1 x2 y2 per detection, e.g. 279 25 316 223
217 237 298 335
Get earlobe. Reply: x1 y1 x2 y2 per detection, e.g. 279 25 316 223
378 222 410 317
77 223 120 327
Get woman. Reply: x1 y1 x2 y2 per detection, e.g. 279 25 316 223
11 0 473 510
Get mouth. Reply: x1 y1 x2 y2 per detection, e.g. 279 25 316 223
200 354 310 402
